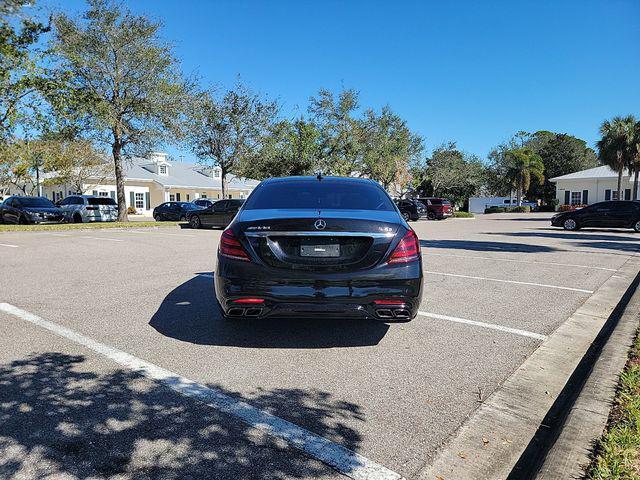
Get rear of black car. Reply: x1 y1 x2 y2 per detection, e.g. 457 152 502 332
214 177 423 320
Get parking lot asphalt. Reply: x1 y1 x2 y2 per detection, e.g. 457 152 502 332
1 213 638 479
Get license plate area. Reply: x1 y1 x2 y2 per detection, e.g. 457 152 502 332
300 244 340 257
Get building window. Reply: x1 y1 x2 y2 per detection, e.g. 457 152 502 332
176 193 181 201
135 192 144 209
99 191 108 197
214 170 221 178
159 165 167 175
186 194 190 201
169 194 175 202
228 194 232 199
240 192 245 199
570 191 582 205
613 190 619 200
201 193 207 199
217 193 220 199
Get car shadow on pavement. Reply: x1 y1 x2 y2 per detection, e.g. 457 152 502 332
486 231 640 254
420 239 559 253
0 352 362 479
148 276 390 348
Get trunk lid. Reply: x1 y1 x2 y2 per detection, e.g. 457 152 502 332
237 209 401 271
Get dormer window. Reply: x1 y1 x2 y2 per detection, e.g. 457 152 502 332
214 169 221 178
159 165 167 175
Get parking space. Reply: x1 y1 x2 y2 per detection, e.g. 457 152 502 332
1 213 638 479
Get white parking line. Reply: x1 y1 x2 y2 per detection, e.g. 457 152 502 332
0 303 403 480
418 311 547 340
423 270 594 293
422 252 617 272
0 243 18 248
80 236 124 242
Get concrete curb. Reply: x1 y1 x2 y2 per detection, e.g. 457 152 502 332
532 268 640 479
417 254 640 480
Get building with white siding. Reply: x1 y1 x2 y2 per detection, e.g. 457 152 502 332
550 166 637 206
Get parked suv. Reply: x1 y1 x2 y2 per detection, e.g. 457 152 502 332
58 195 118 223
187 199 244 228
418 197 453 220
394 199 427 222
0 196 65 224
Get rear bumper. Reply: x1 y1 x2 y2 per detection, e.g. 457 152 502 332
214 256 423 320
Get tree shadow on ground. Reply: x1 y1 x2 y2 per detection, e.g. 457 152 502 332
486 217 552 222
485 231 640 254
419 239 558 253
0 352 363 479
148 276 390 348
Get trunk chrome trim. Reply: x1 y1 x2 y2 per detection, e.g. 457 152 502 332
244 231 395 238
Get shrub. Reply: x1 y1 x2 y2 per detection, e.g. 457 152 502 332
484 206 506 214
558 204 587 212
537 204 557 212
127 206 137 215
511 205 531 213
453 211 474 218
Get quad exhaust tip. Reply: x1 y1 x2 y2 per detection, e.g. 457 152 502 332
376 307 411 320
227 307 264 317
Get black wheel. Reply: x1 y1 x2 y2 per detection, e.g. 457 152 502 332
563 218 578 231
634 220 640 233
190 215 201 229
18 215 28 225
427 212 436 220
401 211 410 222
154 214 161 222
73 213 83 223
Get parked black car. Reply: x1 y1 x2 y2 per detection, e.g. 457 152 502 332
153 201 202 221
551 201 640 232
394 199 427 222
193 198 216 209
214 176 423 321
188 199 244 228
0 196 65 224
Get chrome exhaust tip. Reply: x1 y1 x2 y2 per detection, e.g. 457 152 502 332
227 307 245 317
376 309 393 319
393 309 410 319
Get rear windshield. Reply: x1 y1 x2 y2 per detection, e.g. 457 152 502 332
17 197 55 208
244 179 395 211
88 197 116 206
429 199 449 205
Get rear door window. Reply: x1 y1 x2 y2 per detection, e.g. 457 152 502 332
88 197 116 206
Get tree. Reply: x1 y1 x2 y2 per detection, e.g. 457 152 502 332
238 117 319 179
628 120 640 200
504 147 545 206
50 0 192 221
359 106 423 192
486 132 531 196
308 88 361 175
417 142 486 207
526 131 597 203
185 83 278 198
0 0 49 140
597 116 636 201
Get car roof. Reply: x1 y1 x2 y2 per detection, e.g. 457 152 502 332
260 176 377 185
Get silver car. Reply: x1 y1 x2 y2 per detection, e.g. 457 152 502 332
58 195 118 223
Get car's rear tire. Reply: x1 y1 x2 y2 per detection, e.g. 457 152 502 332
190 215 201 229
154 214 161 222
18 215 28 225
634 220 640 232
401 211 410 222
563 218 578 230
73 213 82 223
427 212 436 220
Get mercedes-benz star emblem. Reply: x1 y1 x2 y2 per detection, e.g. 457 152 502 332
314 219 326 230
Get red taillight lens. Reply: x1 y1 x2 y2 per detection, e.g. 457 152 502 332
388 230 420 264
232 298 264 304
219 228 250 261
374 299 406 305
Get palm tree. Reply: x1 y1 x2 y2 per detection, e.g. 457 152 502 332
504 147 545 206
597 115 636 200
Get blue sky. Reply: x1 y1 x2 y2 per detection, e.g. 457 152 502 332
40 0 639 162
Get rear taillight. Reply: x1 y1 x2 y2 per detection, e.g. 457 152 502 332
219 228 250 261
233 298 264 304
388 230 420 264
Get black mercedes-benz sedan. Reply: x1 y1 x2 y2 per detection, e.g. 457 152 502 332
551 200 640 232
214 176 423 321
